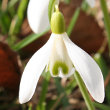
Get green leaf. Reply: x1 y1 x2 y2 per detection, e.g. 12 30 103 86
93 102 110 110
67 8 80 36
28 104 32 110
100 0 110 55
9 0 29 35
64 0 71 4
7 0 19 17
39 72 51 105
37 72 51 110
8 0 19 9
12 27 50 51
65 78 77 95
81 0 89 11
74 72 95 110
0 11 11 34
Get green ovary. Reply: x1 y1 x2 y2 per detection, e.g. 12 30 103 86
52 61 69 76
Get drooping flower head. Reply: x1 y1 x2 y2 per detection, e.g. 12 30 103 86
19 1 104 104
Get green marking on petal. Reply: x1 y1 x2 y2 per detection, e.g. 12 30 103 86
52 61 68 76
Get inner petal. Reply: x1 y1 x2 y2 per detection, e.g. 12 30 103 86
48 33 74 77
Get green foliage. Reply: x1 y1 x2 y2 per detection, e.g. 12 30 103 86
0 11 11 34
64 0 71 4
0 0 110 110
100 0 110 55
12 28 50 51
67 8 80 36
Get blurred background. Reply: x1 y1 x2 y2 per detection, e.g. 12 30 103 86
0 0 110 110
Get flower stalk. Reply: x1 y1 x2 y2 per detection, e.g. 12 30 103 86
100 0 110 55
74 72 95 110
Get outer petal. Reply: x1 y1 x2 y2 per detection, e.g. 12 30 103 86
63 33 104 103
86 0 95 7
27 0 50 33
48 33 74 78
19 36 54 104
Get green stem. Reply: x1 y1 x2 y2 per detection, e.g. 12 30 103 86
8 0 29 46
39 72 51 105
100 0 110 54
28 104 32 110
16 0 29 33
93 102 110 110
74 72 95 110
36 72 51 110
9 0 29 35
12 27 50 51
67 8 80 36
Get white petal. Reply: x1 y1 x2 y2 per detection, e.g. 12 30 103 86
86 0 95 7
63 33 105 103
48 33 74 78
19 36 54 104
27 0 50 33
59 68 75 78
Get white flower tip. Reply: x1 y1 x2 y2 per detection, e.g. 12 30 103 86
94 91 105 103
91 79 105 103
19 92 27 104
19 99 28 104
19 92 31 104
19 97 25 104
19 98 25 104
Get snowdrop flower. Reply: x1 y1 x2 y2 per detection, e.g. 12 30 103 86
27 0 95 33
19 8 104 104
